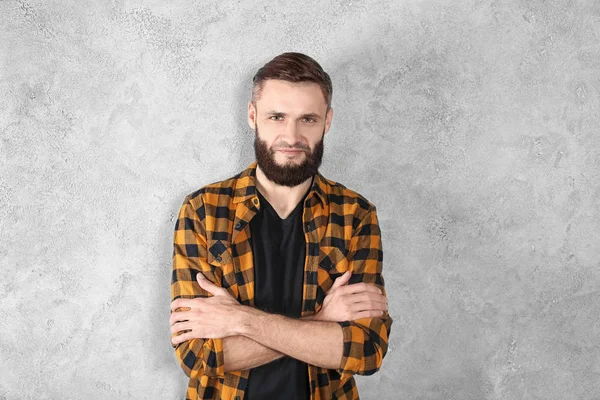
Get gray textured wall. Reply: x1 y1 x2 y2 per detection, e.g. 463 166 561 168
1 0 599 399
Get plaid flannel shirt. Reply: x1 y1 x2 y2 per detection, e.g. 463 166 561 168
171 162 392 400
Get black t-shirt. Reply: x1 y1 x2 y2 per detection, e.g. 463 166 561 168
244 188 310 400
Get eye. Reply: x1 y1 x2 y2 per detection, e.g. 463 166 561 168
270 115 283 121
302 117 316 123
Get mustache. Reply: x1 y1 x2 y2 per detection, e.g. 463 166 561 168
271 143 310 152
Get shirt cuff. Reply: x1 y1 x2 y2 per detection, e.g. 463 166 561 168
200 337 225 378
336 321 363 375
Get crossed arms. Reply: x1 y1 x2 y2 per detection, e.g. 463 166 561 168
170 195 393 379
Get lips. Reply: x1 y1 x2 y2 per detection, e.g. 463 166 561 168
277 148 305 154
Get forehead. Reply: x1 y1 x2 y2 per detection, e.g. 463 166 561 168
257 79 327 112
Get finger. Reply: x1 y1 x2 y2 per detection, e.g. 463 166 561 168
328 271 351 294
339 282 383 295
196 273 229 297
171 331 194 345
169 311 192 326
348 292 388 306
170 321 192 335
196 273 219 294
351 310 385 320
171 321 192 335
170 298 194 312
350 300 387 314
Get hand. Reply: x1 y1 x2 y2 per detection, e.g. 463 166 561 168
170 273 240 345
314 271 388 322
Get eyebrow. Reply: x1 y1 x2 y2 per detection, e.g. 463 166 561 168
265 111 322 120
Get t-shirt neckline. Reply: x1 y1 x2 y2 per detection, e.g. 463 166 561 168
256 188 306 223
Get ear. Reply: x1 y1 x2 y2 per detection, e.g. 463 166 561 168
247 101 257 130
324 107 334 134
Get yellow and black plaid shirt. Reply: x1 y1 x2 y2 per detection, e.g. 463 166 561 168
171 162 393 400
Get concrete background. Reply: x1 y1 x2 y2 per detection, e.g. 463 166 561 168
1 0 599 399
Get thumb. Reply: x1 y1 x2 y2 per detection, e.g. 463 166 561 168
196 272 219 295
328 270 351 294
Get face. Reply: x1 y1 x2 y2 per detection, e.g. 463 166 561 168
248 79 334 187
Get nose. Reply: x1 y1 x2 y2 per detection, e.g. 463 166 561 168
281 120 302 146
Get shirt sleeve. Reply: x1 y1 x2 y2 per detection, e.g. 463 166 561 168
336 205 393 378
171 194 225 379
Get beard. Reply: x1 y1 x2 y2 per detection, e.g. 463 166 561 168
254 124 325 187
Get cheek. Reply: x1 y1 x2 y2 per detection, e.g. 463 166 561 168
307 134 324 149
256 126 277 144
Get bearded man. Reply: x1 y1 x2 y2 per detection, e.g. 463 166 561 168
170 52 393 400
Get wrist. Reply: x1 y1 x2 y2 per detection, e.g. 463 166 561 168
234 305 262 336
302 313 320 321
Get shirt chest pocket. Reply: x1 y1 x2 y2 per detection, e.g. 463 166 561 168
206 239 238 293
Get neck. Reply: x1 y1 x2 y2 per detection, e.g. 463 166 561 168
255 165 313 219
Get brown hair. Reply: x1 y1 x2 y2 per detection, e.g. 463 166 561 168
251 52 333 110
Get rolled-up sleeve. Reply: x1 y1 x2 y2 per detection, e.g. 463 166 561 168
336 206 393 378
171 194 225 379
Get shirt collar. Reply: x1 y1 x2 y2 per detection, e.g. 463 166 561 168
232 161 328 207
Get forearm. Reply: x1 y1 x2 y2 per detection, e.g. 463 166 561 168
222 314 320 371
223 335 283 372
237 307 343 370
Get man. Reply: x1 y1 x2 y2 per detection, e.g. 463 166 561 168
170 52 393 400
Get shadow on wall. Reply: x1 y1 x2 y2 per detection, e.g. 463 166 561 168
234 69 256 170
